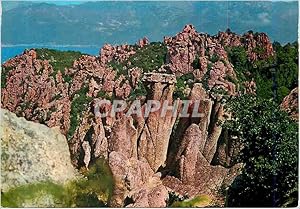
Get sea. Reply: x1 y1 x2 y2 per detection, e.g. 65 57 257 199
1 45 101 63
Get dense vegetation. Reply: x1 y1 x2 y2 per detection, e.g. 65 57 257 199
68 86 93 139
128 42 167 72
109 42 167 75
226 42 298 102
1 181 67 207
1 66 13 88
67 158 114 207
225 46 249 82
272 42 298 101
36 48 83 77
1 158 114 207
128 81 148 101
224 95 298 207
173 73 194 99
195 42 299 207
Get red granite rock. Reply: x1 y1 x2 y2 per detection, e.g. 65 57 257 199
137 37 150 48
281 87 298 121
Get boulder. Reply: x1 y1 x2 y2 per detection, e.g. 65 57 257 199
1 109 78 192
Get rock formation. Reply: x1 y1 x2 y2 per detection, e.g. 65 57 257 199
137 37 150 48
1 25 276 207
1 49 71 135
216 29 274 62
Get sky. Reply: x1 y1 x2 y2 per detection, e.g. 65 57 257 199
2 0 298 7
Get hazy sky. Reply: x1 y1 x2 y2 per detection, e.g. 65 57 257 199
2 0 298 7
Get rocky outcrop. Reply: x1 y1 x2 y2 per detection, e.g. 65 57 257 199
137 37 150 48
163 155 241 198
164 25 253 96
243 31 274 62
212 130 242 167
138 73 178 171
281 87 298 121
164 25 273 95
208 61 236 95
163 85 240 199
68 73 178 206
243 79 257 95
164 24 207 76
100 44 136 64
68 106 110 168
1 50 71 135
216 29 274 62
1 108 78 192
108 151 168 207
175 124 202 183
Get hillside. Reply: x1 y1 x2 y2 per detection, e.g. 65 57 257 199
1 25 298 207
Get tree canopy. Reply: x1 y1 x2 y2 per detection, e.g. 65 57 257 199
224 95 298 207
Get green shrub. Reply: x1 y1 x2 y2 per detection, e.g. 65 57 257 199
277 86 290 102
207 63 213 70
1 66 13 88
255 75 273 100
226 46 248 82
127 42 167 72
209 54 219 63
108 42 167 80
128 81 147 101
253 46 266 56
1 158 114 208
36 48 83 77
66 158 114 207
68 86 93 139
109 60 127 77
97 91 112 100
192 55 200 69
173 73 194 99
1 181 69 207
226 42 298 103
224 95 298 207
64 75 73 84
271 42 298 102
199 69 211 91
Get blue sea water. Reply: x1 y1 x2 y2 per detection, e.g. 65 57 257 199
1 46 100 63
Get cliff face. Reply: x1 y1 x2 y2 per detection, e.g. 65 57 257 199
1 25 276 207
